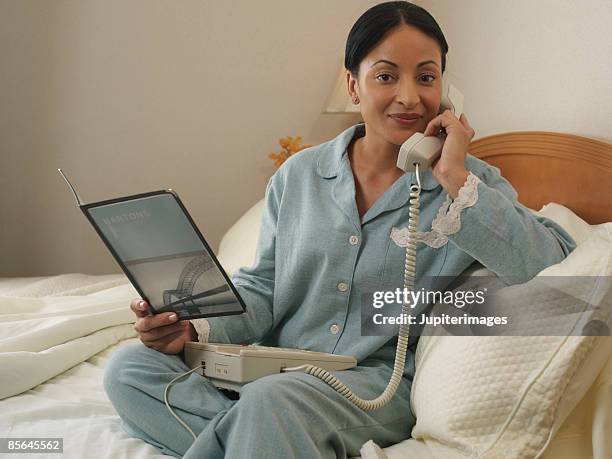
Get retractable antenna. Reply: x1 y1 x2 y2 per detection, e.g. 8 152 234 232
57 168 84 207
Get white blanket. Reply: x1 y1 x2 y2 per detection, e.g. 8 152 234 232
0 274 178 459
0 275 138 400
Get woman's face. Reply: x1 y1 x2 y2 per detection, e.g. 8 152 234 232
348 25 443 146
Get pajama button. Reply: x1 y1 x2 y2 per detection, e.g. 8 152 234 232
330 324 340 334
349 235 359 245
337 282 348 292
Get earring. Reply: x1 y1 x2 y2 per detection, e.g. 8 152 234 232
353 96 359 104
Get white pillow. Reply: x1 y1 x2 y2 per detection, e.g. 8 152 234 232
396 223 612 459
217 199 264 276
535 202 594 245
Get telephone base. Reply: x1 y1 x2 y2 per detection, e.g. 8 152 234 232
183 342 357 392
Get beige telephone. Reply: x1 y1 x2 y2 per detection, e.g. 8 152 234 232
397 80 464 172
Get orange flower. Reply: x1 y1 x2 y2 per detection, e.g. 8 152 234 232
268 135 312 169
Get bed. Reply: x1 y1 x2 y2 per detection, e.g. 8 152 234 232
1 131 611 459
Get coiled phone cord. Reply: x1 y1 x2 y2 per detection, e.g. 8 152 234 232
283 165 422 411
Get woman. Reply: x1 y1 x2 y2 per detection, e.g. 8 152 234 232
104 2 576 458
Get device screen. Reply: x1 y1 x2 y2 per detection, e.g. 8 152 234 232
86 192 246 320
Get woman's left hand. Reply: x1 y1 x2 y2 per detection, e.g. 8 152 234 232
423 110 475 198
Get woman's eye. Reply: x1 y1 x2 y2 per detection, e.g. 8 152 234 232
376 73 394 83
420 74 436 83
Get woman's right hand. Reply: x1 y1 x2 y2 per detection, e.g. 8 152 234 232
130 299 197 354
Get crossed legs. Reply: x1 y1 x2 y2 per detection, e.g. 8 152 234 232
104 343 415 458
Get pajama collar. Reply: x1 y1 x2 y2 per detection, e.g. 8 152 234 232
315 123 440 191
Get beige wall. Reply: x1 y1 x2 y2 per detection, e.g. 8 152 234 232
0 0 370 276
417 0 612 140
1 1 610 277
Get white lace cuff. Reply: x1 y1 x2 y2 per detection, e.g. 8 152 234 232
431 172 481 236
390 227 449 249
190 318 210 343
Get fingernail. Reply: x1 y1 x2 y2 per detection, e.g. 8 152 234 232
137 301 146 310
168 313 177 322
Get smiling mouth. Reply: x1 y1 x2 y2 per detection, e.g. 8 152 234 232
388 115 421 126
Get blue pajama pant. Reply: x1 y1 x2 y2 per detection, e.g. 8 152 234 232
103 342 416 458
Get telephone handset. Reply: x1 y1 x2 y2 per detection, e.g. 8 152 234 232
397 80 464 172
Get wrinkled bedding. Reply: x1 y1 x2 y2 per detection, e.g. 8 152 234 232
0 274 174 458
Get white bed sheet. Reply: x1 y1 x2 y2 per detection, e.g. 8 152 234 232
0 338 172 459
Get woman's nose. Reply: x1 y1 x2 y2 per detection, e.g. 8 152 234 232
395 80 420 107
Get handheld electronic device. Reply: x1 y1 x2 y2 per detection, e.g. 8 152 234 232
57 169 247 320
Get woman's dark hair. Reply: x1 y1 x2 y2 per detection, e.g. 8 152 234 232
344 1 448 77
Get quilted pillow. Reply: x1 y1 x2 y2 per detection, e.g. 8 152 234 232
404 222 612 458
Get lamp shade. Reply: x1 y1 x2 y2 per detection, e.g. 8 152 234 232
323 66 360 114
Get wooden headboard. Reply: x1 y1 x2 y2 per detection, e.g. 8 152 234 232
468 131 612 225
